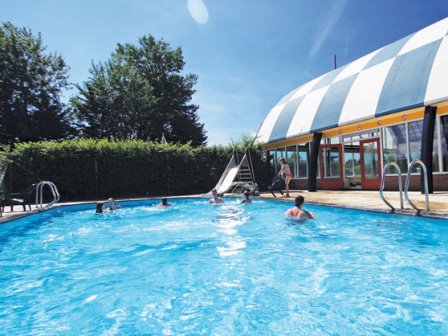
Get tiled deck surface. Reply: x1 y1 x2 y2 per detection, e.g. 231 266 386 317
260 190 448 218
1 190 447 222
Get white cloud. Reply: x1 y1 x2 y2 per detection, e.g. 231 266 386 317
309 0 348 58
187 0 209 24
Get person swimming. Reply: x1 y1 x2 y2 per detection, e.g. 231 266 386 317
285 196 315 221
209 189 224 204
240 190 252 204
96 202 104 213
159 197 172 207
107 198 122 211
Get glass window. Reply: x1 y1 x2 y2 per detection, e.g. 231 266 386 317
343 130 379 143
267 150 275 173
297 143 308 178
433 119 440 173
382 124 408 173
322 136 340 145
286 146 297 178
323 147 340 178
408 120 423 163
275 149 284 172
407 119 439 173
362 141 380 179
344 152 354 177
344 141 360 177
441 115 448 172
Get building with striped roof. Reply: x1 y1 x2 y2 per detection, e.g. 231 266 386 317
257 17 448 192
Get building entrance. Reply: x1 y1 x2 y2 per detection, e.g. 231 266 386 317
319 144 344 189
360 138 382 189
342 130 381 190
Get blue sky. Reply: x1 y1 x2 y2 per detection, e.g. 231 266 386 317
2 0 448 145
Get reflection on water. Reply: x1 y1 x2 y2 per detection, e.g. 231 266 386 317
215 204 250 257
1 198 448 335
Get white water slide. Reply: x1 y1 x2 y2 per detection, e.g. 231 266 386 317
216 166 240 194
206 152 257 196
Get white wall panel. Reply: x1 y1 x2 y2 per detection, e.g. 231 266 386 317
286 86 329 137
338 59 394 125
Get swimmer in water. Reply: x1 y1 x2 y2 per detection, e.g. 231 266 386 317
159 197 172 207
209 189 224 204
285 196 315 221
96 202 104 213
107 198 122 211
240 190 252 204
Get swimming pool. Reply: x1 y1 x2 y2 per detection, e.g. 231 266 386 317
0 198 447 335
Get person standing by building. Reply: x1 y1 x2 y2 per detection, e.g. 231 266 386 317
278 157 292 198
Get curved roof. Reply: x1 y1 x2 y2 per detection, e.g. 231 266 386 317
257 17 448 144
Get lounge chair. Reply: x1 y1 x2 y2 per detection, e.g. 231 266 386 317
0 183 37 212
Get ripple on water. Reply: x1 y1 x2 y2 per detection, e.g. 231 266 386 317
0 199 448 335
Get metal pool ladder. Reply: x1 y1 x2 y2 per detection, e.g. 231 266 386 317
379 162 403 213
35 181 60 210
404 159 429 216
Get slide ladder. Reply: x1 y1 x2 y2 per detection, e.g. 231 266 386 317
207 150 258 195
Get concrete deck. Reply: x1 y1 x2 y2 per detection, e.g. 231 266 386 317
259 190 448 219
1 191 447 223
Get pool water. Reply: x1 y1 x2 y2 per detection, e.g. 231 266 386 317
1 198 448 335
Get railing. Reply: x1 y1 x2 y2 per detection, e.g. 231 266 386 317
404 159 429 216
35 181 60 210
379 162 403 213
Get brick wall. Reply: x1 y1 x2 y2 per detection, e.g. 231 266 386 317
290 179 308 190
379 173 448 191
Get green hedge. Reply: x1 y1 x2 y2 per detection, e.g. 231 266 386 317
4 139 272 201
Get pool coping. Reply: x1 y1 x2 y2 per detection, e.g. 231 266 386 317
1 192 447 224
262 196 448 220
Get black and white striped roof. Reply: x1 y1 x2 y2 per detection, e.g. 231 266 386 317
257 17 448 144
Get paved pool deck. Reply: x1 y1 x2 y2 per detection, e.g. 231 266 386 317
1 190 447 223
259 190 448 219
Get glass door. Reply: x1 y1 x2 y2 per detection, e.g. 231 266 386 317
360 138 381 190
319 144 344 189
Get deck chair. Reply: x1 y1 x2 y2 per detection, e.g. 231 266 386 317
1 183 37 212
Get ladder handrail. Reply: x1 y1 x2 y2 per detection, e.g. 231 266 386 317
404 159 429 215
379 162 403 212
0 163 8 188
245 149 256 183
35 181 60 210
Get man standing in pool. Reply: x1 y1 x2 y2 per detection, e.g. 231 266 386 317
209 189 224 204
107 198 122 210
240 190 252 204
285 196 315 220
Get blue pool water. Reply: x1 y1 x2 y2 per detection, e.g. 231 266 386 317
0 198 448 335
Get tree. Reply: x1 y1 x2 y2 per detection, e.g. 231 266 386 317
0 22 74 144
72 35 207 146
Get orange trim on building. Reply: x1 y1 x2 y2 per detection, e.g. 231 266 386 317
263 107 426 150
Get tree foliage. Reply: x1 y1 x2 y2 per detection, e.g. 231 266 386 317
72 35 207 146
0 22 74 144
